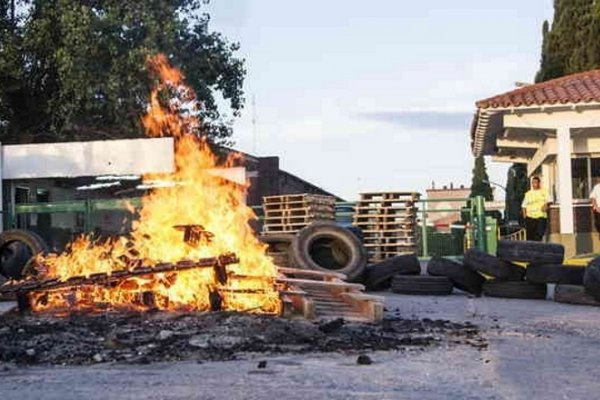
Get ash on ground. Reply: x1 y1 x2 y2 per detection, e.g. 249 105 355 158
0 310 485 366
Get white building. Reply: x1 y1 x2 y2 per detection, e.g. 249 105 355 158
471 69 600 256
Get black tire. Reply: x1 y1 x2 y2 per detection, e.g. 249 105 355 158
0 230 49 279
364 254 421 291
526 264 584 285
0 229 48 279
290 221 367 282
497 240 564 264
426 256 485 295
345 226 364 242
555 284 600 306
584 256 600 301
482 281 547 299
391 275 453 295
463 249 525 281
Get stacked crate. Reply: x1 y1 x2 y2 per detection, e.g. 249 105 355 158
353 192 420 262
262 194 336 235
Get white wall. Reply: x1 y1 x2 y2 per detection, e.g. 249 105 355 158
2 137 175 179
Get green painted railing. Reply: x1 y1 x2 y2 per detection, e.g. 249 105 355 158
8 195 491 258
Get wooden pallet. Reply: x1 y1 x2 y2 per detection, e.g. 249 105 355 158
363 235 415 243
277 268 384 322
353 191 420 262
264 206 335 218
264 202 335 211
262 194 336 236
354 207 418 217
359 192 420 201
263 194 336 206
353 222 415 232
353 215 417 225
264 214 335 224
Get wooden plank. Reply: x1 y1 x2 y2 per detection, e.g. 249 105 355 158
354 205 417 212
356 200 418 206
278 267 347 281
353 212 416 218
352 222 414 232
355 228 416 234
277 277 365 291
359 191 420 199
362 234 415 241
281 290 315 319
263 194 335 205
364 241 415 248
339 292 384 322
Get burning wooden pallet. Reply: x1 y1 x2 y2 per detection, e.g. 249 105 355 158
353 192 420 262
262 194 336 235
0 255 383 322
0 254 248 313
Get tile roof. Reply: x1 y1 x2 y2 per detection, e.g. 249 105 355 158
476 69 600 109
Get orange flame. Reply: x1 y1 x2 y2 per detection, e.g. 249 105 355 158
30 54 281 315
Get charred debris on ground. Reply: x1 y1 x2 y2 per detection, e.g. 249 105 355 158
0 310 485 366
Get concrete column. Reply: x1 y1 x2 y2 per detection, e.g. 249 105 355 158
556 126 574 234
541 163 552 200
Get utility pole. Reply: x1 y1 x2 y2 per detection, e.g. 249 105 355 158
10 0 15 25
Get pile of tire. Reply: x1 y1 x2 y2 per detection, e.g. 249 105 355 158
423 240 584 300
259 221 368 282
495 240 593 304
581 256 600 306
364 254 424 292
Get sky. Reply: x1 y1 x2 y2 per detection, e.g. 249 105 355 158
203 0 555 201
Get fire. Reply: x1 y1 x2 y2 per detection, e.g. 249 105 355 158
28 54 281 315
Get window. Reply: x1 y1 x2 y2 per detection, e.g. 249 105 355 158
592 158 600 190
572 158 588 199
568 156 600 199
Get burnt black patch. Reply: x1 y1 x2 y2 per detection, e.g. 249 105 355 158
0 311 484 366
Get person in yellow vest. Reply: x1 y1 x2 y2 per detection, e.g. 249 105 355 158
521 176 551 241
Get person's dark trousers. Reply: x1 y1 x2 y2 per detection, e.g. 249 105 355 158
525 217 547 241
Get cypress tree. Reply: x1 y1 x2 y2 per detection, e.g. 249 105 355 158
470 156 493 201
536 0 595 82
504 164 528 223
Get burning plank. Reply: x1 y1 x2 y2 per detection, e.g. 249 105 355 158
0 253 286 315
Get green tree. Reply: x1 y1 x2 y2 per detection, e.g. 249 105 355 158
0 0 245 144
535 0 598 82
469 156 493 201
513 1 599 222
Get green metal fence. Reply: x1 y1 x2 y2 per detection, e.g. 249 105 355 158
6 195 493 258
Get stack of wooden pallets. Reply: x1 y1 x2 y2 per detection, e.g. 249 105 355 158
262 194 336 235
353 192 420 262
